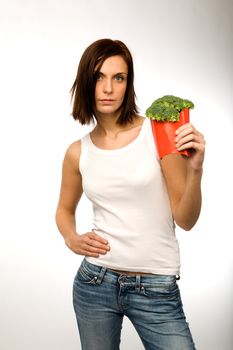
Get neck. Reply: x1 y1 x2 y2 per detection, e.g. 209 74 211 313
94 112 125 136
92 114 142 140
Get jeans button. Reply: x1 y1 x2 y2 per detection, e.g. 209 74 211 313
118 275 127 284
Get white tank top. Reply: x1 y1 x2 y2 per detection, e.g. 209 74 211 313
79 117 180 275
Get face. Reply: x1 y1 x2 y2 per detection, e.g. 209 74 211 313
94 55 128 118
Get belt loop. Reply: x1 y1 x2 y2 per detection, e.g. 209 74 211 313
135 274 141 292
96 266 107 285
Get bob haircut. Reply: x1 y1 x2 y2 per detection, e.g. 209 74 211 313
70 38 138 125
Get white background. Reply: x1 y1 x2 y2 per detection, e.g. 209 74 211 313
1 0 233 349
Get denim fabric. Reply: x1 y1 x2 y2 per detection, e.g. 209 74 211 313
73 258 196 350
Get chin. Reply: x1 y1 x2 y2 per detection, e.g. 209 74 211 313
98 107 121 116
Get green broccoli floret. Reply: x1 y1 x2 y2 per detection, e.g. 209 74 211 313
146 95 194 122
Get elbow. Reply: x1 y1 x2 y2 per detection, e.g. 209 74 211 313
174 213 199 231
175 218 198 231
178 223 194 231
173 206 201 232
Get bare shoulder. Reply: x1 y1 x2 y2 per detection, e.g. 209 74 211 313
66 139 81 158
58 139 83 212
134 115 146 127
123 115 145 130
63 139 82 173
122 115 145 132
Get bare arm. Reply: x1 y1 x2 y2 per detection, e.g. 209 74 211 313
161 123 205 231
55 141 110 256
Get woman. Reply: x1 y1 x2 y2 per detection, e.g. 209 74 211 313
56 38 205 350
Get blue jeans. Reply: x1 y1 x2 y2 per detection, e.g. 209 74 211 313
73 258 196 350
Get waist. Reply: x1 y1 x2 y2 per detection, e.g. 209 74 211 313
108 268 154 276
82 258 178 281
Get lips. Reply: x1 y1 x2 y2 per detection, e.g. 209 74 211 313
99 99 115 105
100 99 114 101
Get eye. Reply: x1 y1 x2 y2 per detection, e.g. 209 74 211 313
115 74 125 82
95 72 103 81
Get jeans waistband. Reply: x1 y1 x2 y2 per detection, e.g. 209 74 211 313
81 258 179 285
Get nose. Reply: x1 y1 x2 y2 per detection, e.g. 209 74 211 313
103 78 113 94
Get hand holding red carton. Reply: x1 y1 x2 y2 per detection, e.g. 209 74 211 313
145 95 194 159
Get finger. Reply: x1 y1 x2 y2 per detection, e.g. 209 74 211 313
83 243 109 255
175 123 195 134
70 244 100 257
176 133 202 148
90 232 109 245
86 235 110 250
85 252 100 257
84 237 110 253
176 123 204 139
175 123 191 135
175 126 197 141
80 249 100 258
76 240 108 255
176 131 203 148
177 140 205 153
88 231 108 244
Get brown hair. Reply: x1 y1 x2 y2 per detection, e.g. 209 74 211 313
70 39 138 125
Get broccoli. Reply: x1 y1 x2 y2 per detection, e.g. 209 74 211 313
146 95 194 122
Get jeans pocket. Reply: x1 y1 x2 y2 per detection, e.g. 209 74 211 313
76 265 98 285
142 281 179 300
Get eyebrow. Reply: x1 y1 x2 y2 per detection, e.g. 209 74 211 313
96 71 128 76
